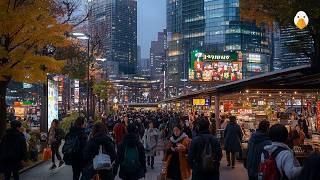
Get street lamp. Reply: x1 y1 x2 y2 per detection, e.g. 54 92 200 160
69 32 90 121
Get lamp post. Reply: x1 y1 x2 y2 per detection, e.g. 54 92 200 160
69 32 90 121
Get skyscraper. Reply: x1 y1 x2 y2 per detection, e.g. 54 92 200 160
278 26 313 69
89 0 137 75
166 0 271 96
150 29 167 79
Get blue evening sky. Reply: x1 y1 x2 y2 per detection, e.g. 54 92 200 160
138 0 166 58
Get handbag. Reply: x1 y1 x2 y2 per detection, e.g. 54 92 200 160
93 145 112 170
42 147 52 161
157 161 168 180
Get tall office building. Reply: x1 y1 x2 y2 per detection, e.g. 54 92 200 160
89 0 137 75
278 26 313 69
166 0 271 96
150 29 167 79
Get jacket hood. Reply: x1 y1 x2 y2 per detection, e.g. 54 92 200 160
5 128 23 140
69 126 85 134
251 131 270 145
264 142 291 154
91 133 113 146
123 133 140 147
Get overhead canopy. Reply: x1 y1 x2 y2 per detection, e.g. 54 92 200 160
162 65 320 102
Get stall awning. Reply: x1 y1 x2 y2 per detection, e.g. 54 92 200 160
162 65 320 102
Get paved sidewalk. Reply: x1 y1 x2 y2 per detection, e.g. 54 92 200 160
21 153 248 180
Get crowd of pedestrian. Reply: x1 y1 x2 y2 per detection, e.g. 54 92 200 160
1 110 320 180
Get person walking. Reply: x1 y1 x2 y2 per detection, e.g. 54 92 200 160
143 121 159 169
63 117 88 180
224 116 243 168
48 119 65 170
115 123 146 180
298 152 320 180
263 124 302 180
188 119 222 180
0 120 27 180
292 125 305 147
113 116 127 149
246 120 271 180
82 122 117 180
163 124 191 180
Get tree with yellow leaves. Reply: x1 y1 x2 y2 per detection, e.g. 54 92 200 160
240 0 320 67
0 0 73 137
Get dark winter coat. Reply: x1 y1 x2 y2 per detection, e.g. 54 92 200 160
83 133 117 179
65 126 87 167
188 131 222 180
0 128 27 172
224 122 243 152
115 133 146 180
246 130 272 178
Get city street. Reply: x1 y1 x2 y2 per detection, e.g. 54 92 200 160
21 153 248 180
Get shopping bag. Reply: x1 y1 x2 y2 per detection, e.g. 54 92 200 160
93 145 112 170
42 147 52 161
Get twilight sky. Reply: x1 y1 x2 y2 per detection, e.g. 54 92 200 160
138 0 166 58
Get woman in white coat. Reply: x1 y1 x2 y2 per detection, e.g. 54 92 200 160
143 122 159 169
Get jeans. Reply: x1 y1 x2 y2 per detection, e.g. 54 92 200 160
51 143 62 163
4 170 19 180
226 151 236 166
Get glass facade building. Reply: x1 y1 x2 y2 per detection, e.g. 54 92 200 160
166 0 271 96
89 0 137 75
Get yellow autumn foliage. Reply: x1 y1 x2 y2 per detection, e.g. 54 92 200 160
0 0 72 83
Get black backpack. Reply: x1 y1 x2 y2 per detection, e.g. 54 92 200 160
62 133 81 165
199 136 218 174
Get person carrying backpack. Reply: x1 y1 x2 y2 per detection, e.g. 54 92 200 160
188 119 222 180
259 124 302 180
0 120 27 180
115 123 146 180
63 117 88 180
82 122 117 180
246 120 272 180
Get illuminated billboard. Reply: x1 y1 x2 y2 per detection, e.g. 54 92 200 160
192 98 210 106
48 79 59 130
189 50 243 82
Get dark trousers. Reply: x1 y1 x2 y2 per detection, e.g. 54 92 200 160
226 151 236 166
51 143 62 163
72 165 82 180
147 156 154 167
4 170 19 180
249 176 258 180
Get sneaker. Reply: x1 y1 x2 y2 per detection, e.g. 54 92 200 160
59 160 64 167
227 163 230 167
50 164 57 170
151 165 154 169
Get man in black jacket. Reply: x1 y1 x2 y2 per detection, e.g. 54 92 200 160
0 120 27 180
188 119 222 180
63 117 88 180
246 120 271 180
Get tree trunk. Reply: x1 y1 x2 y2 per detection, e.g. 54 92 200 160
0 80 9 140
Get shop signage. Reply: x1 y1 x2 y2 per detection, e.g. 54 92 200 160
189 50 242 82
192 98 210 106
238 109 253 115
14 101 34 106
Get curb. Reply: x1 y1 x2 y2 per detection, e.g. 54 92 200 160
19 160 47 174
